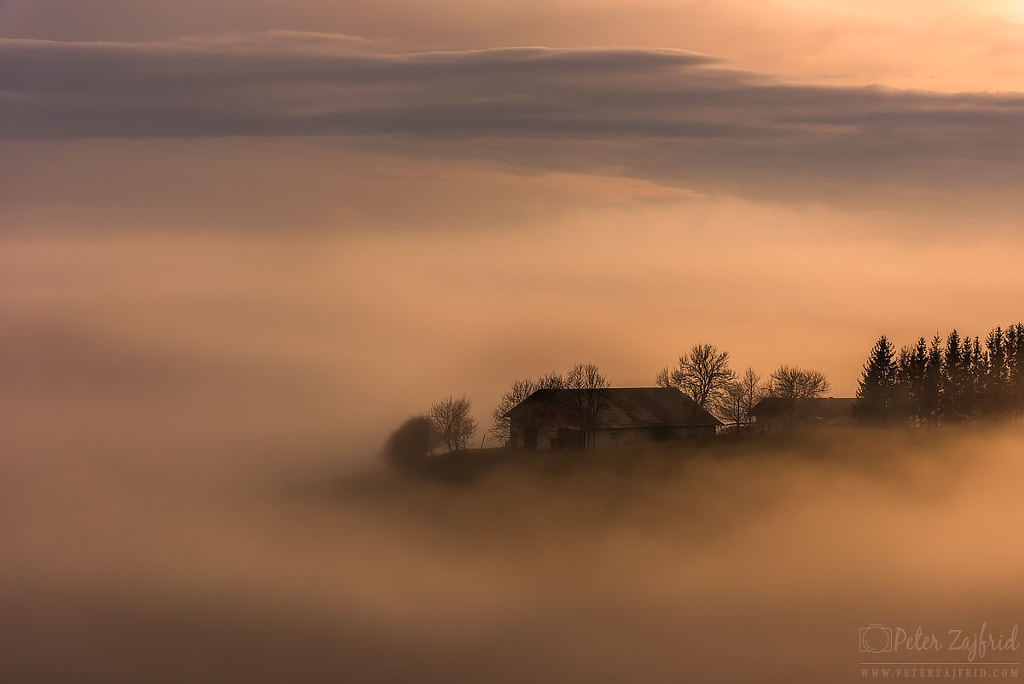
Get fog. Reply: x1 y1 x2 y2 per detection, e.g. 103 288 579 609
4 220 1021 682
5 0 1024 679
5 213 1024 451
3 231 1023 681
4 383 1023 683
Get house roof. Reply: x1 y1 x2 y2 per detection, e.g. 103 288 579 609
509 387 723 428
751 397 856 423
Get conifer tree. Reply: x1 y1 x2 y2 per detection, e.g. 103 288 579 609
941 330 963 422
896 338 928 425
963 336 986 420
984 327 1009 419
921 334 943 425
858 324 1024 427
853 335 899 424
1007 323 1024 419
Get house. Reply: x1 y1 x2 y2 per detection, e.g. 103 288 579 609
506 387 722 449
750 397 856 433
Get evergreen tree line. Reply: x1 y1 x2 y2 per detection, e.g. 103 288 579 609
854 324 1024 425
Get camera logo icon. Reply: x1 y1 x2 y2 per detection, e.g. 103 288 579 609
859 624 894 653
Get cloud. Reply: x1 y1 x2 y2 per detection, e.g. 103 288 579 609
2 33 1023 203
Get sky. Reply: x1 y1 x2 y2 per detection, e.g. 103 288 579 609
3 0 1024 455
3 4 1024 682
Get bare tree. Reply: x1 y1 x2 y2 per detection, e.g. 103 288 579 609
429 395 477 453
489 372 564 447
766 365 831 427
768 365 831 400
566 363 610 449
489 378 535 446
715 381 747 434
714 367 763 433
657 343 737 412
738 367 764 431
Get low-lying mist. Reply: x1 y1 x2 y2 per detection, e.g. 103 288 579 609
3 424 1022 683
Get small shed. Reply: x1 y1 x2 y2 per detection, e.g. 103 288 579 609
750 397 856 433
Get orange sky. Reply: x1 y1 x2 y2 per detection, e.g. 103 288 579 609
2 1 1024 453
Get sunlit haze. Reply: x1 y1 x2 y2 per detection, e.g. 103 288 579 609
2 1 1023 681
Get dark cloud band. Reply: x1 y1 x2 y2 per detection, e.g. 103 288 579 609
2 33 1022 200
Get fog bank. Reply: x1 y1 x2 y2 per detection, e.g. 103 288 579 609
2 422 1022 682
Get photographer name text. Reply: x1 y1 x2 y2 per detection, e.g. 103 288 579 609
860 623 1021 662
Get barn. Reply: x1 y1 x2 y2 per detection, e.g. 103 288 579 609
506 387 722 449
750 397 856 433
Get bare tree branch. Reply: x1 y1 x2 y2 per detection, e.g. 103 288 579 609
429 395 477 453
566 363 610 449
766 365 831 427
658 343 737 411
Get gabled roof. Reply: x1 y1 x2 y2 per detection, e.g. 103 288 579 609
508 387 722 428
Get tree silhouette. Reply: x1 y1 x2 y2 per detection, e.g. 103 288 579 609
716 367 763 433
895 337 928 424
854 322 1024 426
566 363 609 449
430 395 477 453
984 327 1010 419
382 415 434 470
1007 324 1024 419
941 330 964 421
920 333 944 425
489 379 535 446
657 343 736 416
963 336 985 421
766 365 831 428
853 335 899 424
490 371 565 447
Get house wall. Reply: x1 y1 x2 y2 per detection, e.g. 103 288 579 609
511 423 717 449
753 416 854 433
592 427 719 448
509 416 574 449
